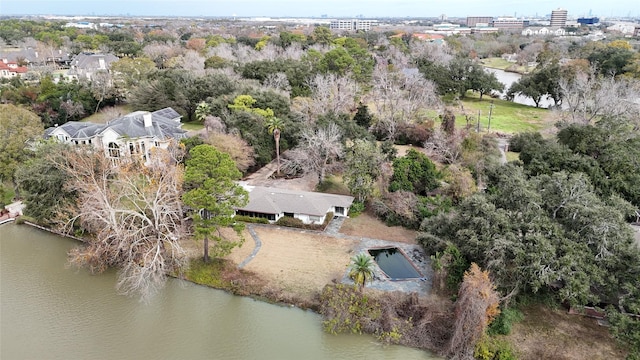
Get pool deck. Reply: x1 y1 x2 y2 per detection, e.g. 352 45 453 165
343 238 433 295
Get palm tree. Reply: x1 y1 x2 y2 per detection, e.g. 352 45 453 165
265 116 284 175
195 101 211 122
348 253 375 290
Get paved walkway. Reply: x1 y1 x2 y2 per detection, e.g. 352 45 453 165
238 225 262 269
497 137 509 165
324 216 345 235
238 219 433 295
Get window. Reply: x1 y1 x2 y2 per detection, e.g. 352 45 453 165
108 142 120 158
335 206 345 216
309 216 322 223
129 143 134 155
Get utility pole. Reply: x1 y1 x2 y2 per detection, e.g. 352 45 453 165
488 100 494 133
477 110 481 132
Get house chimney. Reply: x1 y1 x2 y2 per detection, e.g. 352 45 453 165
143 112 153 127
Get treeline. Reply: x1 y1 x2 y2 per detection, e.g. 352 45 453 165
418 118 640 358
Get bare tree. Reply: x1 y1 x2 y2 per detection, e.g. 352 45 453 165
283 43 305 60
308 73 359 117
559 69 640 127
206 43 237 62
60 99 85 121
517 42 544 67
411 41 453 66
297 123 344 183
263 72 291 96
203 115 226 134
56 145 187 301
143 43 184 69
290 96 316 125
371 64 441 140
89 70 116 114
424 128 465 165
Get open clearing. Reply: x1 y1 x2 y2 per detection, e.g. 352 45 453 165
340 212 417 244
455 92 553 134
506 304 625 360
225 226 358 302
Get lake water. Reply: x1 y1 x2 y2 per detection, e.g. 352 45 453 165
0 223 438 360
485 67 556 109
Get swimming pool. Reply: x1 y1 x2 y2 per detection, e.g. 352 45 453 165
368 247 422 280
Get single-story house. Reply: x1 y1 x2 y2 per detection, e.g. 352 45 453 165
236 184 354 225
44 107 187 165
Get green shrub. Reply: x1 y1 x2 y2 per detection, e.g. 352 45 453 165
234 215 270 224
324 212 334 226
474 335 518 360
185 258 228 288
319 284 382 335
489 307 524 335
275 216 306 228
349 202 365 217
508 131 544 153
15 215 36 225
275 212 334 231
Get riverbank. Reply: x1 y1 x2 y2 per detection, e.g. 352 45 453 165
14 218 626 359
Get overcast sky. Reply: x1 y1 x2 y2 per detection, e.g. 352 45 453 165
2 0 638 18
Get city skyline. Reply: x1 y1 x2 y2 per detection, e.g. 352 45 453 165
1 0 638 18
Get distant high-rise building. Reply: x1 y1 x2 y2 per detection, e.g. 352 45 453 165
329 19 376 31
550 8 568 27
467 16 493 27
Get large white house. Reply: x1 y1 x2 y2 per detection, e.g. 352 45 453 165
44 107 187 164
236 184 354 225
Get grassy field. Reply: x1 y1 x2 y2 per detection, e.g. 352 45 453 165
455 92 551 134
180 121 204 131
506 151 520 162
480 57 532 74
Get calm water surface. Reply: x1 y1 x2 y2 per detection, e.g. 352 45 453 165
485 67 556 109
1 224 439 360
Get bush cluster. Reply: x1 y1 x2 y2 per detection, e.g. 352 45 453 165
274 212 334 231
233 215 269 224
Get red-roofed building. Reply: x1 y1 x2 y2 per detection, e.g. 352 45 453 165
0 60 28 79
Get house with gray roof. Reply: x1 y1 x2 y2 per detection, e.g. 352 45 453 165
45 107 186 164
236 184 354 225
68 52 119 81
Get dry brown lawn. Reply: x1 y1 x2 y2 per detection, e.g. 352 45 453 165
506 304 626 360
340 212 417 244
225 226 358 303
